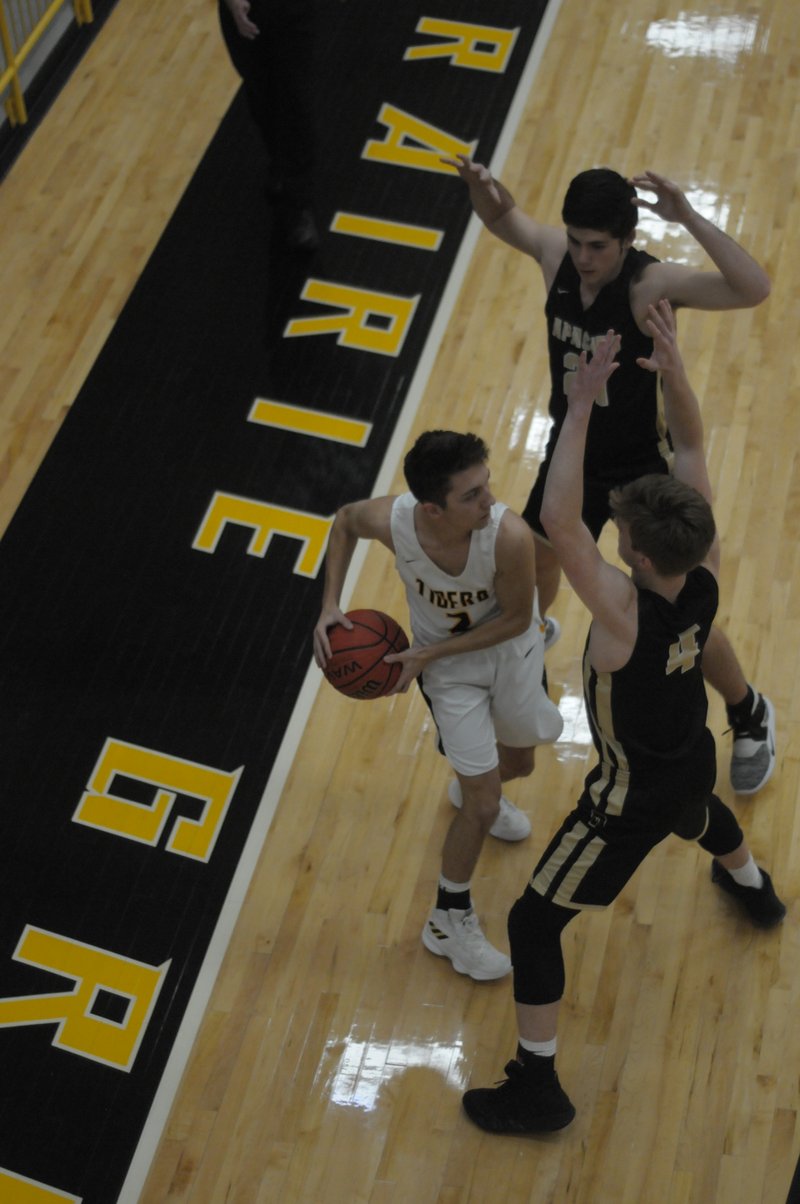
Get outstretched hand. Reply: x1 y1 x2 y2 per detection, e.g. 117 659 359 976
224 0 259 38
636 299 683 375
439 153 502 203
630 170 694 225
568 330 621 410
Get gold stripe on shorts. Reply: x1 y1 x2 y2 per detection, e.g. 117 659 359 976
531 820 607 911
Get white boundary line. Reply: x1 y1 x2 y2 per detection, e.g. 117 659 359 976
120 3 563 1198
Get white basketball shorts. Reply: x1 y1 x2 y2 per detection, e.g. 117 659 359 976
419 617 563 777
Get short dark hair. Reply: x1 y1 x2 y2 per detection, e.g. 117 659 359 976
403 430 489 508
562 168 637 241
609 474 716 576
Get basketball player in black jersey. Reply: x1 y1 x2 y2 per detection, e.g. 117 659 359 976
460 301 785 1135
445 155 776 797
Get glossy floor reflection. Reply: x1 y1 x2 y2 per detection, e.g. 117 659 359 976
644 11 762 62
325 1031 469 1111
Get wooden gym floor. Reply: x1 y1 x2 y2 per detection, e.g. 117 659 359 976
1 0 798 1201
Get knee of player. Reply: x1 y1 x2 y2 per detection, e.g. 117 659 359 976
501 746 535 780
475 792 503 831
516 748 536 778
508 887 570 1003
460 779 504 828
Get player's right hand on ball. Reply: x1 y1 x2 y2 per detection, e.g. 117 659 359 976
312 607 353 668
382 645 425 695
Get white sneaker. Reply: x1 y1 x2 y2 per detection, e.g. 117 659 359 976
540 616 561 651
448 779 531 841
422 907 511 980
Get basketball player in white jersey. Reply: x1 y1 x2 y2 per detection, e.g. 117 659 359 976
313 431 563 980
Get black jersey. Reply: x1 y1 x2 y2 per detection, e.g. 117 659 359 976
584 566 719 787
545 248 670 476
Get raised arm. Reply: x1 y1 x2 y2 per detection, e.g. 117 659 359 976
312 496 395 666
636 300 720 574
442 153 565 272
631 171 771 313
539 332 637 652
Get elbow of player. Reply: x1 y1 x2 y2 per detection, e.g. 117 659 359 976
540 503 565 544
508 609 533 638
336 501 360 533
540 515 577 566
496 614 531 646
754 272 771 304
745 270 771 306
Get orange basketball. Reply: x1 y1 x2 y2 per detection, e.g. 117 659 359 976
323 609 409 700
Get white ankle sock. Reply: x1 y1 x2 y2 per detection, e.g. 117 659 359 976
519 1035 557 1057
439 874 471 894
728 855 764 889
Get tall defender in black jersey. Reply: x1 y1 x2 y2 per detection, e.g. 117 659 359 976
445 154 776 796
460 302 785 1137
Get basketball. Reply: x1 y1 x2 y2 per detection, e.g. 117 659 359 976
323 609 409 700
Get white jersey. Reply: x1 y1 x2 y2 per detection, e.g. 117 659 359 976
390 492 513 647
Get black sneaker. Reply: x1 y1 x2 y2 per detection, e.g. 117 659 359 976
462 1059 576 1134
711 861 786 928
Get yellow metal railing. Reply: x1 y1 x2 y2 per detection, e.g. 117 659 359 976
0 0 93 125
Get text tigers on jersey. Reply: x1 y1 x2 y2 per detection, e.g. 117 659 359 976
414 579 490 609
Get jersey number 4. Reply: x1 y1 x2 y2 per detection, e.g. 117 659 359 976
666 624 701 674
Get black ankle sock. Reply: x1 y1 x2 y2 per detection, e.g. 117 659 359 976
437 886 471 911
726 685 755 725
